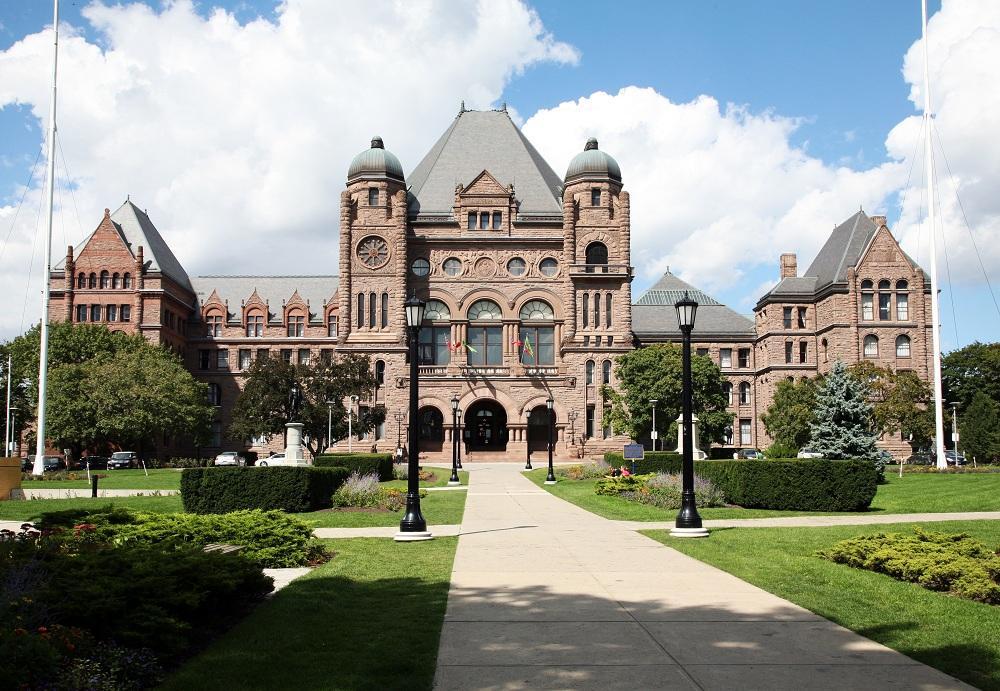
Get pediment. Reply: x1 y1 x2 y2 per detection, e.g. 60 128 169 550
858 226 908 268
462 170 511 197
76 209 134 264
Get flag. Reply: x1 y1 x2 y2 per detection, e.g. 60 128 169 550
523 336 534 359
464 341 478 354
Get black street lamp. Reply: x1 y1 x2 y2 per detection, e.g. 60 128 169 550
545 397 556 484
394 411 405 449
671 291 708 538
456 408 463 469
568 410 579 451
449 394 461 485
524 413 533 471
396 294 431 541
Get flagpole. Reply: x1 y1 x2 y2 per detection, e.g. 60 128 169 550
33 0 59 476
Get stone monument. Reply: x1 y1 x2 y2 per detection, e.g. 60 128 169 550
674 413 708 460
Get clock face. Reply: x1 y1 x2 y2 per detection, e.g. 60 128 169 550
357 236 389 269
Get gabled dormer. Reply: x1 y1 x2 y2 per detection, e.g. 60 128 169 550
454 170 516 233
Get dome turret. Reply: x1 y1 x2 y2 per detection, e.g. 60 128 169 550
347 136 405 183
564 138 621 183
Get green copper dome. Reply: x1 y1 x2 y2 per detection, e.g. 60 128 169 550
347 136 405 182
564 138 621 183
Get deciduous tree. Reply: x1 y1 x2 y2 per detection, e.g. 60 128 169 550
960 392 1000 463
761 377 818 450
849 361 934 452
942 341 1000 411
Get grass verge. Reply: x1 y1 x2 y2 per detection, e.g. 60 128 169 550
21 468 183 490
643 520 1000 690
162 537 458 691
301 487 467 528
0 494 184 521
383 469 469 489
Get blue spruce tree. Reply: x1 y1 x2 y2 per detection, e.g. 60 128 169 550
808 360 879 463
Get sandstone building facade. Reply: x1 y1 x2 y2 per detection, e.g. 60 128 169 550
48 108 932 460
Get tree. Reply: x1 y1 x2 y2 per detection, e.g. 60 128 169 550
960 392 1000 463
601 344 730 448
808 360 878 461
849 361 934 452
942 341 1000 411
761 377 819 450
229 353 384 456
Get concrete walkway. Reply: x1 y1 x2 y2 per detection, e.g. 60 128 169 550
433 463 972 690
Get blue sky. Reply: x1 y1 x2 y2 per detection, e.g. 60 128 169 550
1 0 996 348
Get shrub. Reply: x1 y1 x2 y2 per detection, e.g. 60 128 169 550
558 459 610 480
599 472 725 509
21 470 104 482
817 527 1000 604
603 451 683 475
36 507 326 567
181 466 349 514
332 471 425 511
764 441 799 458
902 464 1000 474
314 452 394 481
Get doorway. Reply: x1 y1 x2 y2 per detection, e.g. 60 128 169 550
464 400 508 451
527 405 552 453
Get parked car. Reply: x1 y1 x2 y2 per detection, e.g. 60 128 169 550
214 451 246 467
81 456 109 470
945 450 966 466
256 453 295 467
108 451 138 469
796 447 823 459
22 455 65 472
733 448 762 460
905 449 965 466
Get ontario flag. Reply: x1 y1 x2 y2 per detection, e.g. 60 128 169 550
464 341 478 354
522 335 534 360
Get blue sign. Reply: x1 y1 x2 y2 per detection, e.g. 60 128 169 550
623 444 644 461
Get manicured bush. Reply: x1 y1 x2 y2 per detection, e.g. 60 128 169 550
36 506 326 567
603 451 683 475
817 527 1000 604
181 466 349 514
764 441 799 458
314 452 394 481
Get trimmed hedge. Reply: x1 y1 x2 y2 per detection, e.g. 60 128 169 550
314 452 394 481
603 453 878 512
181 466 349 514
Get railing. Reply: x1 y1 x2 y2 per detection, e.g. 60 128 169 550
460 366 510 377
569 263 632 276
418 366 448 376
524 366 559 376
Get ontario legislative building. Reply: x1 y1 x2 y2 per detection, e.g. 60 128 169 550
48 107 933 461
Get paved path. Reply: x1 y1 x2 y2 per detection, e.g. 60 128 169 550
433 463 972 690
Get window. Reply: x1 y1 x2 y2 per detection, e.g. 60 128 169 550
896 280 909 320
607 335 614 346
507 258 526 276
207 383 222 406
356 293 364 327
896 335 911 357
582 293 589 327
246 313 263 337
519 326 554 365
239 349 252 370
591 188 600 206
783 307 792 329
257 348 269 360
593 292 600 327
90 305 101 322
298 349 310 365
479 212 489 230
211 421 222 447
123 273 132 288
418 327 450 365
411 258 430 276
797 306 806 329
112 273 120 289
861 293 874 320
821 338 828 362
696 347 709 357
467 326 503 366
327 313 337 337
75 304 87 322
106 304 117 322
320 348 333 362
799 341 807 364
586 360 595 384
375 360 385 386
120 305 131 322
368 292 376 328
602 360 612 385
443 257 462 276
586 405 595 438
217 349 229 370
605 293 612 327
368 187 378 206
863 334 879 358
519 300 554 321
199 350 211 370
878 280 891 320
467 212 476 230
723 382 733 404
467 299 502 320
739 382 751 405
740 419 752 445
585 242 608 266
539 258 558 277
100 271 110 289
281 349 293 363
287 314 305 337
381 292 389 329
77 273 85 288
720 348 732 368
88 273 97 288
492 211 502 230
207 313 223 337
423 299 451 321
738 348 750 369
784 341 793 364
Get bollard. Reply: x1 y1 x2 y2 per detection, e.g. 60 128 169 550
91 475 98 498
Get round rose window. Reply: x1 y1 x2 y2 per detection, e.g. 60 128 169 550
357 236 389 269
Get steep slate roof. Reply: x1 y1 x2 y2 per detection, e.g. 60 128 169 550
190 275 339 323
406 109 564 217
632 271 756 339
57 200 193 290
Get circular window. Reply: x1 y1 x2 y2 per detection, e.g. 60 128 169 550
357 235 390 269
539 258 559 277
507 257 526 276
443 257 462 277
411 258 430 277
467 299 502 320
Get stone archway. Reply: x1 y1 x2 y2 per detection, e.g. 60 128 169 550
527 405 551 453
418 406 444 453
464 399 508 452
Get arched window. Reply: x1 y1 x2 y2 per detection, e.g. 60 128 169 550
375 360 385 386
206 312 223 337
100 271 110 288
356 293 364 328
582 293 589 327
368 291 376 328
467 300 503 365
423 299 451 321
860 279 873 320
519 300 554 366
246 311 264 338
896 280 909 320
739 382 751 405
122 273 132 288
112 272 120 289
878 280 891 320
88 273 97 288
896 335 911 358
327 312 337 337
381 292 389 329
593 292 600 327
723 382 733 404
602 360 612 385
863 334 879 358
287 311 304 337
467 299 502 320
77 272 85 288
585 241 608 267
419 301 451 366
207 383 222 406
586 360 595 385
605 293 612 328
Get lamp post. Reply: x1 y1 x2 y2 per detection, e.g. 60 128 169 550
524 409 533 470
449 394 461 485
545 397 556 484
456 408 463 469
950 402 960 462
396 294 431 541
394 411 405 449
325 400 335 451
568 410 579 451
671 292 708 538
650 399 658 451
346 395 359 452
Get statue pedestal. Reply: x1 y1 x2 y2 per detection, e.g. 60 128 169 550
674 414 708 460
284 423 308 466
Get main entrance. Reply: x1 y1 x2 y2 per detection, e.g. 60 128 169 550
527 405 551 453
464 400 508 452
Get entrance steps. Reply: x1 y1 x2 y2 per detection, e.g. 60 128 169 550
462 450 522 463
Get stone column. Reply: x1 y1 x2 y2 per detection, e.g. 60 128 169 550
674 413 707 460
285 422 307 465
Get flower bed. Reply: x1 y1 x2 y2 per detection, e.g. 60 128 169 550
595 471 725 509
332 471 427 512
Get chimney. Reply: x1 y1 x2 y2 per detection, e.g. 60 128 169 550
780 253 797 280
870 215 887 228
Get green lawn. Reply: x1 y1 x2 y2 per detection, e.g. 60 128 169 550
301 487 467 528
525 468 1000 521
383 469 469 489
163 537 457 691
0 494 184 522
643 520 1000 691
22 468 183 490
